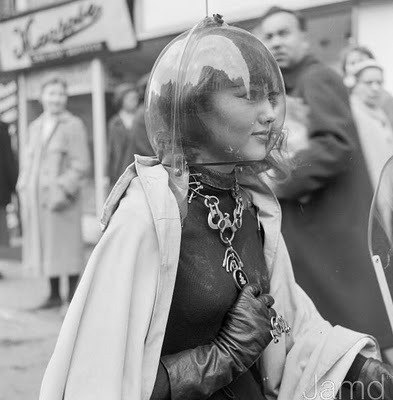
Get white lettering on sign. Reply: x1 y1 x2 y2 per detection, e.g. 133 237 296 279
0 0 137 72
13 4 102 60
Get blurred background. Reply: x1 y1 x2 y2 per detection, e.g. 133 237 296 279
0 0 392 398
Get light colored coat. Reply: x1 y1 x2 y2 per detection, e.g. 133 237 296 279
40 156 379 400
18 111 90 277
350 95 393 190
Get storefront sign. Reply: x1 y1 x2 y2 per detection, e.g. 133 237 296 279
0 0 136 72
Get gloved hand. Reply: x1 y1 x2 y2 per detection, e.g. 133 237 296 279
356 358 393 400
160 284 276 400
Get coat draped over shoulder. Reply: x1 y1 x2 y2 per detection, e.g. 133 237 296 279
39 156 379 400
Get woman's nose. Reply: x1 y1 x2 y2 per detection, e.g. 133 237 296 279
256 98 276 125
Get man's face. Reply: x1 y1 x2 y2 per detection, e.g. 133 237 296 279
254 12 308 70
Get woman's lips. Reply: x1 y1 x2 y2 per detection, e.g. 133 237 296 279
252 131 270 143
252 131 270 137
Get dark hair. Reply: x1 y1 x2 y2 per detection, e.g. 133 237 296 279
257 6 307 32
40 76 68 94
341 45 375 74
154 66 289 177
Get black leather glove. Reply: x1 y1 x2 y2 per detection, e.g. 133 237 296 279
355 358 393 400
160 284 276 400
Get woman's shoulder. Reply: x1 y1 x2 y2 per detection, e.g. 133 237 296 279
103 175 154 236
102 161 178 232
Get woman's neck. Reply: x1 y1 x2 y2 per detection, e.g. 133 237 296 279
189 164 236 191
202 164 236 174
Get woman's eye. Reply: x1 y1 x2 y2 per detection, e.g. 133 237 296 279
234 88 249 99
268 92 280 106
236 90 259 102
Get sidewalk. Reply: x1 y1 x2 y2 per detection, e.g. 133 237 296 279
0 259 65 400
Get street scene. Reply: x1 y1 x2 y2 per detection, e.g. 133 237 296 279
1 0 393 399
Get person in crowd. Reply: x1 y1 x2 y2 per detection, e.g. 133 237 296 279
342 44 393 129
128 73 154 159
350 60 393 241
0 120 18 249
17 76 90 309
107 83 139 188
253 6 393 361
40 16 392 400
350 60 393 189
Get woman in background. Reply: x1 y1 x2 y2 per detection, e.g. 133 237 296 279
342 44 393 128
107 83 139 188
350 60 393 190
350 61 393 261
18 76 90 309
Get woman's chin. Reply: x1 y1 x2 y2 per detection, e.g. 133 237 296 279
240 143 267 162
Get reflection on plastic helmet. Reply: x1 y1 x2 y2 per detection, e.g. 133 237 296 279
145 16 286 175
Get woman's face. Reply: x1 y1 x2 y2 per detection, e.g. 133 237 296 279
345 50 370 75
41 82 67 115
198 85 281 164
353 67 384 108
122 90 139 113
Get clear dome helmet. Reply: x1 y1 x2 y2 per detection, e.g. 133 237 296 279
145 15 286 176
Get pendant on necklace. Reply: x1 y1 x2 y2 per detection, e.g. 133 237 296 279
223 246 249 290
233 269 249 290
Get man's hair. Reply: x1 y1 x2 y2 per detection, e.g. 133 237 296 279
256 6 307 32
40 75 68 94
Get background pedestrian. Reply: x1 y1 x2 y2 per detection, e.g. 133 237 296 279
253 6 393 360
17 76 90 309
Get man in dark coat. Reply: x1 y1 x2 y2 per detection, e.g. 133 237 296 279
253 7 393 355
0 121 18 247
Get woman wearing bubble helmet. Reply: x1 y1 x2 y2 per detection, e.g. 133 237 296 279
40 15 392 400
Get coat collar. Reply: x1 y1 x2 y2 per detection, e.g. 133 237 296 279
101 157 282 275
32 110 73 147
237 169 282 274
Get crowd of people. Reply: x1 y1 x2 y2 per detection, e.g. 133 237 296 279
1 4 393 400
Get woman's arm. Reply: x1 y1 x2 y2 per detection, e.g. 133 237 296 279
57 118 90 197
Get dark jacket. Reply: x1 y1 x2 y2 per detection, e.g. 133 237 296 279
107 114 133 187
107 108 154 187
129 105 154 160
0 121 18 206
276 54 393 348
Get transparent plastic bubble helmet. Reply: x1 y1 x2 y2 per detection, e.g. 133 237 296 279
145 15 286 176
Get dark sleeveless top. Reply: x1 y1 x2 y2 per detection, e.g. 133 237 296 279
161 166 270 400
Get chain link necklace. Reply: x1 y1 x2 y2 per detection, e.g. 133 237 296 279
188 171 291 342
188 173 249 290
